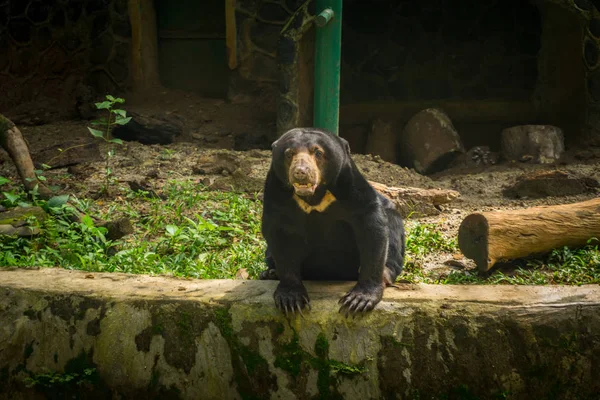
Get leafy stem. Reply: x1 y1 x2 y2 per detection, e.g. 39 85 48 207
87 95 131 195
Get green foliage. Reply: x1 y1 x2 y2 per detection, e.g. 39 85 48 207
406 222 457 258
23 368 97 389
88 94 130 194
0 180 265 279
1 174 599 285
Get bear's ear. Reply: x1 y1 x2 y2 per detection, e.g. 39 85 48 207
271 139 279 149
339 137 351 155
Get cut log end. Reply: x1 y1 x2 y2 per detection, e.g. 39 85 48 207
458 213 492 272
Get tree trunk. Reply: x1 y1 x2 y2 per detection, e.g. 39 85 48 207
458 198 600 272
0 114 52 199
368 181 460 218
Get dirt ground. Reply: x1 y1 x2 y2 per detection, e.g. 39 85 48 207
2 89 600 277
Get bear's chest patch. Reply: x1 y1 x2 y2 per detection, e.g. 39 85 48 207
293 191 337 214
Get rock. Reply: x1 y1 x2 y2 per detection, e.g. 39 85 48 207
127 179 162 199
100 217 133 241
0 225 40 236
501 125 564 164
502 170 599 199
399 108 465 174
0 206 46 236
574 150 597 160
0 206 47 226
112 111 184 145
365 119 397 163
33 138 101 169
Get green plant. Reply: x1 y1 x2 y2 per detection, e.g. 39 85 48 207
87 95 131 194
406 222 457 259
23 368 97 389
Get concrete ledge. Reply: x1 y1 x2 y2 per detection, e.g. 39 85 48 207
1 269 599 399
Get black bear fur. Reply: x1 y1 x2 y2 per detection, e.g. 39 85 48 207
261 127 405 315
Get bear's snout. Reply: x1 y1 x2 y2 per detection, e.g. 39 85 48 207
293 165 309 180
288 152 320 197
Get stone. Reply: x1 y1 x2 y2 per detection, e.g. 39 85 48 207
9 0 27 16
1 269 600 399
91 12 110 40
0 3 9 30
39 44 68 74
60 32 82 52
502 170 599 199
590 19 600 38
277 36 295 65
8 18 31 44
258 3 288 23
399 108 465 174
365 119 397 163
66 0 84 21
588 68 600 102
10 49 39 77
248 53 277 81
108 57 128 82
0 206 47 226
87 69 116 95
250 22 280 54
112 111 184 145
114 0 128 15
50 8 66 28
277 99 295 127
0 224 40 236
86 0 110 14
26 0 51 24
501 125 564 164
33 26 52 51
584 39 598 68
573 0 592 11
101 217 134 241
112 18 131 38
0 36 9 71
90 32 114 64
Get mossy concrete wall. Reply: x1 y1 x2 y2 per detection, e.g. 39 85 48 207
1 269 599 400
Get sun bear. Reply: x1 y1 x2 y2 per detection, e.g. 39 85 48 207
260 127 405 316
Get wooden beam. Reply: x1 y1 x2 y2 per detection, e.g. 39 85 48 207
225 0 237 70
128 0 161 91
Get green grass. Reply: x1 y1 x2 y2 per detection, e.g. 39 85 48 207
1 178 599 285
0 180 266 279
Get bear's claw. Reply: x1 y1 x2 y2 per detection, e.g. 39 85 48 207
338 284 383 317
274 283 311 316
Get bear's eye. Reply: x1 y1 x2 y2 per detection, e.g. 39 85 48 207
314 148 324 159
284 148 293 159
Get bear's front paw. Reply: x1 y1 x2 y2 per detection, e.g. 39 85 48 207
274 282 311 315
259 268 278 280
338 283 384 317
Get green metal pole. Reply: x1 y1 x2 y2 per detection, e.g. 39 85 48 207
313 0 342 135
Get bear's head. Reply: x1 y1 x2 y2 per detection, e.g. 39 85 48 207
270 128 350 198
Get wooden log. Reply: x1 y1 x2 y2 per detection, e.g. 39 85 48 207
458 198 600 272
368 181 460 218
0 114 53 199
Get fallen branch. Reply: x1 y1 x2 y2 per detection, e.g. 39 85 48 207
0 114 52 199
368 180 460 218
458 198 600 272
